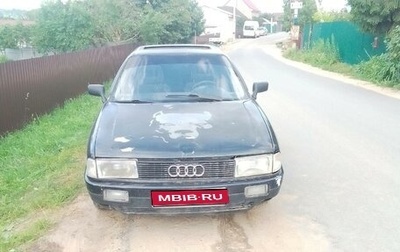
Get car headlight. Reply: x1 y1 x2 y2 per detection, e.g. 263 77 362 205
235 153 281 177
86 158 138 179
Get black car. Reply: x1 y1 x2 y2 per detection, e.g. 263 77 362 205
85 44 283 214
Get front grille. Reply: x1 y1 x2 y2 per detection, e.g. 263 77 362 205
137 159 235 179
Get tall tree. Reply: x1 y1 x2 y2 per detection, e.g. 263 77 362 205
33 0 95 53
134 0 167 9
0 24 31 50
313 10 350 23
347 0 400 35
281 0 292 31
282 0 317 30
31 0 204 52
83 0 141 45
187 0 204 40
298 0 317 27
13 23 32 47
0 26 18 50
138 5 167 44
138 0 204 44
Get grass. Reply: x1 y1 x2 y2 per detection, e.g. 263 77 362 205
0 92 103 251
283 39 357 75
355 54 400 89
282 39 400 89
3 219 53 252
285 48 356 75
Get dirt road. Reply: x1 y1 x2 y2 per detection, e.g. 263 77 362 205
28 194 331 252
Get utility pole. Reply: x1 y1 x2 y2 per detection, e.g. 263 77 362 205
290 0 303 48
194 23 197 44
233 0 237 41
270 16 273 33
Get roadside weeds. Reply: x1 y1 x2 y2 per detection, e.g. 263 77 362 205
263 42 400 101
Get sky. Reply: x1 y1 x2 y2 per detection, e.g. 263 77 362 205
0 0 348 12
0 0 42 10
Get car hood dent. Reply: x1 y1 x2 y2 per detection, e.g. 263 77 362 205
93 101 276 158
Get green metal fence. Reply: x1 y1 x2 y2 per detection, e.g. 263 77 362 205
302 21 386 65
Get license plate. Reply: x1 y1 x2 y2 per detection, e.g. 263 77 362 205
151 189 229 207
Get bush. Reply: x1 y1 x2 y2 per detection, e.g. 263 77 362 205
356 55 399 87
356 26 400 88
387 25 400 61
282 32 399 89
284 38 340 67
356 54 392 82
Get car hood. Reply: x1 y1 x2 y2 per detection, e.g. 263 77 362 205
92 101 276 158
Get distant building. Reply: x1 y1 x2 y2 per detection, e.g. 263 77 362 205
199 5 235 44
196 0 263 44
222 0 260 19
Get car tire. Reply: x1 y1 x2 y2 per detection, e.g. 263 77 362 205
93 201 110 210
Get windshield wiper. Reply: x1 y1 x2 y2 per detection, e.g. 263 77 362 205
165 94 222 102
115 99 153 104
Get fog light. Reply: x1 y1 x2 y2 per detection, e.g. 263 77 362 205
103 189 129 202
245 184 269 198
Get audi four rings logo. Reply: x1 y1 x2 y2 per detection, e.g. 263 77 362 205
167 164 205 177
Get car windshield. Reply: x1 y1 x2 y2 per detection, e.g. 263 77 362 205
110 53 247 102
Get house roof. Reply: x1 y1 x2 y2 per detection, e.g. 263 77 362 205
243 0 259 12
201 5 235 17
217 6 247 19
222 0 260 12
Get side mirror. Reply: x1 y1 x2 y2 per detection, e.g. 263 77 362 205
252 81 269 99
88 84 106 103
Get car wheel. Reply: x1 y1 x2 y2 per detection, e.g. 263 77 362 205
93 201 110 210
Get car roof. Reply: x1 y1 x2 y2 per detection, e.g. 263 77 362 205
132 44 225 56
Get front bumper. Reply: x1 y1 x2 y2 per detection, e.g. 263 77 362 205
85 168 283 214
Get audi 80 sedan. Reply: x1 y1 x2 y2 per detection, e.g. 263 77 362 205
85 44 283 214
